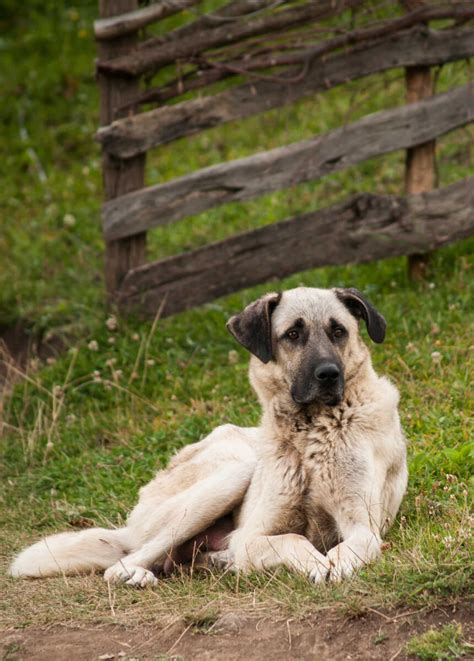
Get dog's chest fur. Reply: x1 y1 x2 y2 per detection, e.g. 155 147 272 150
267 398 371 552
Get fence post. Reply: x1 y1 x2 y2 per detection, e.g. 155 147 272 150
401 0 436 280
404 66 436 280
98 0 146 298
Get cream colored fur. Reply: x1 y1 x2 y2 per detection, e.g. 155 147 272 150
10 287 407 586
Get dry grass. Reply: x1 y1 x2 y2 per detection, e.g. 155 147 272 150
1 491 472 630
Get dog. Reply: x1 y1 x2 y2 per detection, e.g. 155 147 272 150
10 287 408 586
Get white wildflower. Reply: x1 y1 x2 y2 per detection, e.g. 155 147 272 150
106 316 118 331
431 351 442 364
52 385 63 397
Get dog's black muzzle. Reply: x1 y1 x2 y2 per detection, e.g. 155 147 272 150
291 359 345 407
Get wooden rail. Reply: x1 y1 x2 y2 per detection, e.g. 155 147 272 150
95 0 474 314
103 82 474 241
96 26 474 159
118 177 474 317
97 0 363 76
96 3 474 77
94 0 200 40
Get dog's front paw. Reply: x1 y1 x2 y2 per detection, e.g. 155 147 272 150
326 546 358 582
206 549 235 571
307 558 331 584
125 566 158 587
104 562 158 587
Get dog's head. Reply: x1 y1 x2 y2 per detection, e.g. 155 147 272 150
227 287 386 408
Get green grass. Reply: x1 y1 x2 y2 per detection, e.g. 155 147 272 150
405 623 469 659
0 0 473 630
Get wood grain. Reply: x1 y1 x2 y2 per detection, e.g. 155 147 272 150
96 3 474 77
96 26 474 159
405 64 436 279
98 0 147 296
117 177 474 317
102 82 474 241
97 0 361 76
94 0 200 40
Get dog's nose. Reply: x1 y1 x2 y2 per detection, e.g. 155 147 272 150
315 363 340 383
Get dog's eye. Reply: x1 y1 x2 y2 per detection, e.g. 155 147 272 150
333 327 345 338
287 329 299 341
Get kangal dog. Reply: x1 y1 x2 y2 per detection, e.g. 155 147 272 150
11 287 407 586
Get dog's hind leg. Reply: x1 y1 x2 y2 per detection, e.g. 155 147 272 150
104 460 253 586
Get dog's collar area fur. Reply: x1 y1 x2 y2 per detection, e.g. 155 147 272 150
261 364 393 454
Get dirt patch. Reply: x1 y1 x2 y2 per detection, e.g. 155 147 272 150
1 601 471 661
0 320 64 389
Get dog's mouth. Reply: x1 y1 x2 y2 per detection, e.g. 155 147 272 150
291 389 344 408
321 394 343 407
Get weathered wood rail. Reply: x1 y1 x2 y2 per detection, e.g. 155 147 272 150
95 0 474 318
96 3 474 77
119 177 474 317
96 26 474 158
103 82 474 241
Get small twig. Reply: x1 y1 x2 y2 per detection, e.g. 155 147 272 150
43 348 78 464
166 623 193 656
107 580 116 617
395 354 413 375
389 646 403 661
198 54 311 85
0 358 54 398
140 292 168 388
44 537 70 586
367 607 393 621
286 618 293 649
98 0 365 75
101 380 161 414
192 0 287 24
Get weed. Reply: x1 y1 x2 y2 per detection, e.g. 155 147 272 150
405 622 468 659
373 630 388 646
183 606 220 633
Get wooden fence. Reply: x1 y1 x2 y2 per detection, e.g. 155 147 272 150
95 0 474 318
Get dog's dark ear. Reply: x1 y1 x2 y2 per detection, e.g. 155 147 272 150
226 292 282 363
334 288 386 343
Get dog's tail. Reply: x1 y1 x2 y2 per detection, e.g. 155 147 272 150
9 527 131 578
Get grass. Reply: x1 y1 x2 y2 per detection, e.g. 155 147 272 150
0 0 473 631
405 623 469 659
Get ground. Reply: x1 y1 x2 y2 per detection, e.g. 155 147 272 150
0 2 473 660
1 601 472 660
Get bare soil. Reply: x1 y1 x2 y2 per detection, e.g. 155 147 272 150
1 600 472 661
0 320 64 390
